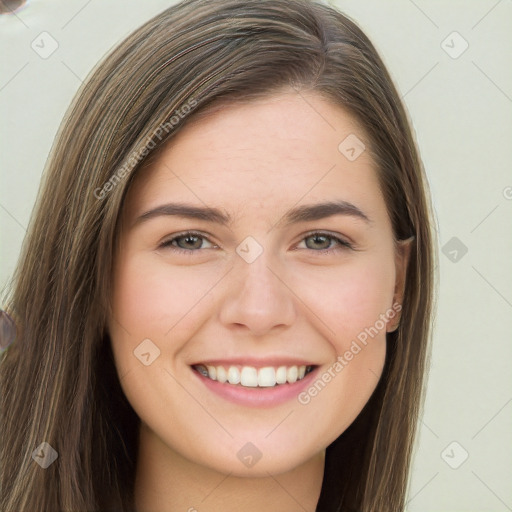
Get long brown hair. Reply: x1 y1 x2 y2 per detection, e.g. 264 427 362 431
0 1 436 510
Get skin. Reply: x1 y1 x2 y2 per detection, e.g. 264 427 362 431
108 89 412 512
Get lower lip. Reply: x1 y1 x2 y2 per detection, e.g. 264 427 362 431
191 366 319 408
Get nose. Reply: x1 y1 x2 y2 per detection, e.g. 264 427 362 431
218 254 296 337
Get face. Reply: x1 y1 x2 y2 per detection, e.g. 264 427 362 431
108 90 410 477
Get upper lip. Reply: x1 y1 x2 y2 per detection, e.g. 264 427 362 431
191 358 318 368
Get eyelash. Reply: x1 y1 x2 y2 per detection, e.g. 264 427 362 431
158 230 354 255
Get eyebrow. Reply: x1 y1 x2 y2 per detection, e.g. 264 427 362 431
133 200 371 228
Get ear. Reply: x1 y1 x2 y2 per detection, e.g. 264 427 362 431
387 236 414 333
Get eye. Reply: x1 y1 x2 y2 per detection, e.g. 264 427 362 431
158 230 353 255
296 232 353 253
158 231 216 253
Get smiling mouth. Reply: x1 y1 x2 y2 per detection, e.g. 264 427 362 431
192 363 316 388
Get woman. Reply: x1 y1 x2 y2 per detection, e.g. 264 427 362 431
0 0 436 510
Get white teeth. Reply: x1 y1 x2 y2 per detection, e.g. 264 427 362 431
276 366 287 384
258 367 276 387
195 364 313 388
216 366 227 383
240 367 258 387
207 365 217 380
227 366 240 385
287 366 298 383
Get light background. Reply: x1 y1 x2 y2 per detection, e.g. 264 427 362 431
1 1 511 510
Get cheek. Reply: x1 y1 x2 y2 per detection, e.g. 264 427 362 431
291 260 392 436
288 255 396 349
110 253 220 340
108 252 222 402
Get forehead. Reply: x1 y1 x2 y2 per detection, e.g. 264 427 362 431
122 90 387 226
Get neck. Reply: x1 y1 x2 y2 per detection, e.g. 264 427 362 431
134 423 325 512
